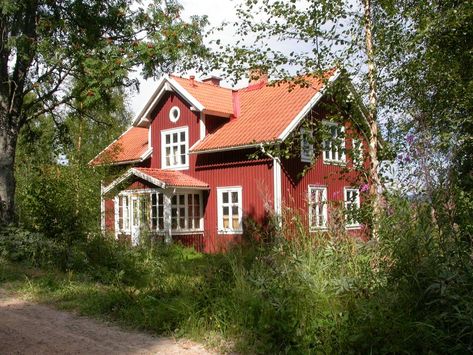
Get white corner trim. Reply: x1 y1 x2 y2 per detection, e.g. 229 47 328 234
278 69 341 141
100 182 105 233
114 196 119 239
199 113 206 140
273 158 282 216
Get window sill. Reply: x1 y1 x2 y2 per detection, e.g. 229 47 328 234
218 230 243 235
323 160 346 166
309 227 328 232
346 225 362 230
161 165 189 171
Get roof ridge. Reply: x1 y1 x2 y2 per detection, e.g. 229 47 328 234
170 74 235 91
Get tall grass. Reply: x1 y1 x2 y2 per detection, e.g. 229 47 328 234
1 195 472 353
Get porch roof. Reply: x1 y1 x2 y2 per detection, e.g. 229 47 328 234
103 167 209 195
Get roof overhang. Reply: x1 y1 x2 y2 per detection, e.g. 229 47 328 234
103 167 210 196
278 68 341 141
103 167 165 195
132 75 206 127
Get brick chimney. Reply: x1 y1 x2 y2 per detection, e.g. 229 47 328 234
202 75 222 86
248 68 268 85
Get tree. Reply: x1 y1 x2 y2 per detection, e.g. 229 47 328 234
215 0 383 236
0 0 209 224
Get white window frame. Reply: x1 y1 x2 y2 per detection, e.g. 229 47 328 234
217 186 243 234
116 188 204 235
169 106 181 123
308 186 328 230
344 187 361 229
161 126 189 170
170 190 204 234
323 121 346 164
300 127 314 163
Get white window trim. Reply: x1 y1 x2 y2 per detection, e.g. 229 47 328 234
300 127 314 163
161 126 189 170
116 188 204 234
170 190 204 233
308 185 328 231
217 186 243 235
344 187 361 229
169 106 181 123
322 121 346 164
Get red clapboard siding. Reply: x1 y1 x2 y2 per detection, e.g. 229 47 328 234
105 198 115 233
149 92 200 170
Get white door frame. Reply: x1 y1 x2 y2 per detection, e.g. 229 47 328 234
131 196 140 246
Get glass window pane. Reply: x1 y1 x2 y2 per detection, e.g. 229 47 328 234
180 131 185 141
223 206 229 216
194 218 200 229
172 195 177 204
223 217 229 228
179 218 185 228
231 192 238 203
188 194 192 205
232 217 240 230
166 134 170 144
194 205 200 217
172 132 178 142
222 192 228 204
179 195 185 205
158 193 163 205
194 194 199 205
232 206 238 217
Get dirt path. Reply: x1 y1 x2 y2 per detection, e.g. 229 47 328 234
0 289 214 355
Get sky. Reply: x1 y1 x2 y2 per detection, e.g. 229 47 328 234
128 0 240 116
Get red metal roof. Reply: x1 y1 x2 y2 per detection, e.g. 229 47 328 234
192 71 336 152
90 127 149 165
135 168 209 188
171 75 234 116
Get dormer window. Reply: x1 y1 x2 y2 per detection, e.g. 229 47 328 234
169 106 181 123
161 127 189 170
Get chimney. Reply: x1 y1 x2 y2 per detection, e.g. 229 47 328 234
248 68 268 85
190 75 196 87
202 75 222 86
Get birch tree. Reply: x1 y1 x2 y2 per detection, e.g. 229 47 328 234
215 0 383 236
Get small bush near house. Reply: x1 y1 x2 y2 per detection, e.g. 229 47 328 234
1 194 472 353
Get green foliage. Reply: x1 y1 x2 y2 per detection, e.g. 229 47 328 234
2 193 473 353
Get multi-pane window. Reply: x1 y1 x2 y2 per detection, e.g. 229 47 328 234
217 187 243 233
171 192 202 231
151 192 164 231
344 188 361 228
117 190 202 234
161 127 188 169
118 195 130 232
300 128 314 162
308 186 327 230
323 123 345 163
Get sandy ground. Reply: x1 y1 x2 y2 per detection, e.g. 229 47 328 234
0 289 214 355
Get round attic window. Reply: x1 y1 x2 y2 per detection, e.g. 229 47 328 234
169 106 180 123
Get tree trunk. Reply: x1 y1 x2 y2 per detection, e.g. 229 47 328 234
0 119 19 225
362 0 382 239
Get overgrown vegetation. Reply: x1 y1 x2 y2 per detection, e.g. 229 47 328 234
1 194 472 353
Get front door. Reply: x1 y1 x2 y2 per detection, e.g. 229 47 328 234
131 196 140 246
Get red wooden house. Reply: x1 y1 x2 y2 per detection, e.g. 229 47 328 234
91 69 368 252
